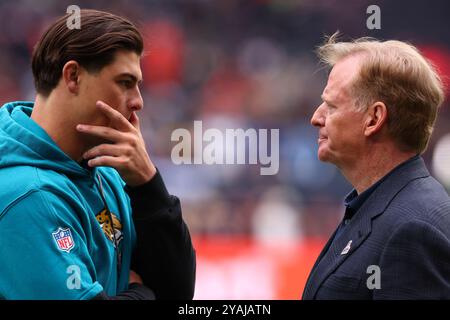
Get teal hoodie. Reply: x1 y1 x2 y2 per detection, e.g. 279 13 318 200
0 101 136 299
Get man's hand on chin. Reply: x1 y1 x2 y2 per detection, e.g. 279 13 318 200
76 100 156 186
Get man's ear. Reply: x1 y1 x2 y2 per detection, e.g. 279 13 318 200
62 60 82 95
364 101 388 137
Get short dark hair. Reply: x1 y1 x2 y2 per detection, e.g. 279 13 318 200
32 9 144 96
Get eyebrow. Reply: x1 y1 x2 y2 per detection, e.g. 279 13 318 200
321 94 331 104
320 94 334 106
117 73 143 84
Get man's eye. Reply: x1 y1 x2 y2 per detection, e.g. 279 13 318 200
119 80 132 88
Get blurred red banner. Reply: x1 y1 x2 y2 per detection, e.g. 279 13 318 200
192 236 325 300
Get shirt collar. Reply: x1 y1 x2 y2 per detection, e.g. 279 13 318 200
343 154 420 220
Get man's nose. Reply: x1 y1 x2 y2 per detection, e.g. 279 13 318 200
311 103 325 127
129 88 143 112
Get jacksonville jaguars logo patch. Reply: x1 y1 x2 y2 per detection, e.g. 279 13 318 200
96 209 123 248
52 227 75 253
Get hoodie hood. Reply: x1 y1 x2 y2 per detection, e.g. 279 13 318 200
0 101 91 178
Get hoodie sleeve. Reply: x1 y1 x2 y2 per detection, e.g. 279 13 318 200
0 190 103 300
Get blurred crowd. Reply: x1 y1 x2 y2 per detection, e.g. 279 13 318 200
1 0 449 241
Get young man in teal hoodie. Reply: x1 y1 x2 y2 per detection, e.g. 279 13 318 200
0 9 195 299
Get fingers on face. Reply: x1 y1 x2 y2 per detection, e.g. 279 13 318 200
96 101 134 131
77 124 124 142
128 112 140 129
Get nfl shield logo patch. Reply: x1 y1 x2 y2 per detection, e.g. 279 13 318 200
52 227 75 253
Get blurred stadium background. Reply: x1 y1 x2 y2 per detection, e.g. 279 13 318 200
0 0 449 299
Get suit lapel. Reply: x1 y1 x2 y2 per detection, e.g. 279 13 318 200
303 207 373 299
302 224 341 298
302 156 430 299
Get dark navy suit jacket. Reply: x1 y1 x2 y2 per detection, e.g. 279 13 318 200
302 157 450 299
